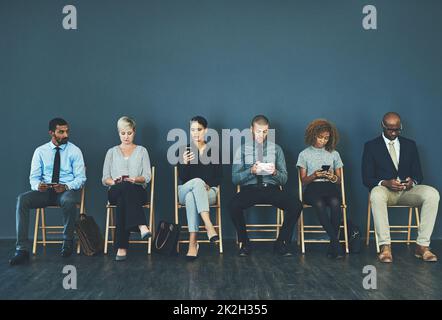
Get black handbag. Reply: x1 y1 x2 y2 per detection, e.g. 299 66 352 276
75 213 104 256
153 221 181 255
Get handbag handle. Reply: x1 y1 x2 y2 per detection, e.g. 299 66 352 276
155 223 172 250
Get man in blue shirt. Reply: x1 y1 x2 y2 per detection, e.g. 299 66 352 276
10 118 86 266
230 115 303 256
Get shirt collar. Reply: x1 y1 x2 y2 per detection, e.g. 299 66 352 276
49 141 68 150
382 133 398 145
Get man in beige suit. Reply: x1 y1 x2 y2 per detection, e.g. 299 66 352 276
362 112 439 263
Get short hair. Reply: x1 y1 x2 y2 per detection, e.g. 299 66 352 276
304 119 339 152
190 115 208 129
117 116 136 131
251 115 269 127
49 118 68 132
382 112 401 125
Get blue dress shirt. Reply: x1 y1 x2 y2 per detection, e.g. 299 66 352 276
29 141 86 191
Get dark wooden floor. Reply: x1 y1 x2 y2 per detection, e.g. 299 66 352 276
1 239 441 300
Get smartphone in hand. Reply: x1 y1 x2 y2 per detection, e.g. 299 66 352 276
321 165 331 172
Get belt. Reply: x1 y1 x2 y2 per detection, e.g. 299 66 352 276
242 183 278 189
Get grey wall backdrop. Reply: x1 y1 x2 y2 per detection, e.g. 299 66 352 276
1 0 441 241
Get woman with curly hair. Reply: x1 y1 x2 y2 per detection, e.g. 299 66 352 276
296 119 344 259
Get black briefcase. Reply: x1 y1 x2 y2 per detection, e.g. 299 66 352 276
76 213 104 256
153 221 181 255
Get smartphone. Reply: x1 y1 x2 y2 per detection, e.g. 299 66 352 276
321 165 331 172
43 183 58 188
400 179 408 184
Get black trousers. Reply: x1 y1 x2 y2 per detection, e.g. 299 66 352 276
108 182 148 249
303 182 342 242
229 185 303 243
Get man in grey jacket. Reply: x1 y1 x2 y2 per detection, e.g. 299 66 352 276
230 115 302 256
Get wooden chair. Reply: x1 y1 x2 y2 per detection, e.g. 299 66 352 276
32 186 85 255
365 193 420 253
235 185 284 242
297 167 349 254
104 166 156 255
174 166 223 253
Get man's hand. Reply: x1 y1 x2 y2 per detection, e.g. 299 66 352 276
381 179 405 192
53 184 67 193
251 162 260 175
38 183 49 192
402 177 414 191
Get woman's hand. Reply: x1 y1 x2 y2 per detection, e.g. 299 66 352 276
313 169 326 179
125 177 136 184
323 170 339 183
183 150 195 164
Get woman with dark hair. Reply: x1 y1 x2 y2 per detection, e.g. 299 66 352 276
296 119 344 259
177 116 222 260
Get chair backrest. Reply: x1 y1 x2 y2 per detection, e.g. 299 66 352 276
297 167 347 206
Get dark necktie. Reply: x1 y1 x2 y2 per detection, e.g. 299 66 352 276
52 147 61 183
257 143 264 185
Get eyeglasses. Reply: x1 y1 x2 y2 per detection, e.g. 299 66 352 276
382 123 402 133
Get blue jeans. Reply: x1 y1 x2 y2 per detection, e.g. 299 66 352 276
178 178 217 232
15 190 80 251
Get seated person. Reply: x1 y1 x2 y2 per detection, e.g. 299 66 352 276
229 115 303 257
10 118 86 265
362 112 439 263
102 116 152 261
177 116 222 260
297 119 344 259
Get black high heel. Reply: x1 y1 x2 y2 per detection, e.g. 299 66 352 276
186 243 199 261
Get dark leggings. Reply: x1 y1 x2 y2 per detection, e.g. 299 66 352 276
108 182 148 249
303 182 341 243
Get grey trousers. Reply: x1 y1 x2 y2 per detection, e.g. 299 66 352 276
370 185 440 247
15 190 80 251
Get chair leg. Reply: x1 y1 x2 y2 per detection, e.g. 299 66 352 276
33 209 40 255
300 212 305 254
374 225 380 253
366 201 371 246
110 208 115 243
342 208 349 254
276 208 280 240
104 207 111 254
407 207 413 245
76 241 81 254
41 209 47 247
217 207 223 254
148 206 154 255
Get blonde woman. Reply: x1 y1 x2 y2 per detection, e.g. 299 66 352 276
102 116 152 261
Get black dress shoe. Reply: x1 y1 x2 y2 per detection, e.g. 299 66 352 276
274 240 293 257
238 242 251 257
9 250 30 266
61 240 74 258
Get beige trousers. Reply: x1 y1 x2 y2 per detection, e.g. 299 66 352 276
370 185 440 247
